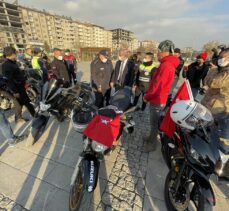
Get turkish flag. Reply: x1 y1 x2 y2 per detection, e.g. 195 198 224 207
159 80 193 138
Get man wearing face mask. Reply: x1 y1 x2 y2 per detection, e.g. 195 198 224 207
90 50 113 108
133 52 156 110
183 52 209 98
64 49 77 85
50 48 70 87
110 49 135 90
202 48 229 173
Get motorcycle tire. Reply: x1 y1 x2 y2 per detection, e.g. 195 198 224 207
26 87 38 105
69 162 92 211
164 170 213 211
196 190 213 211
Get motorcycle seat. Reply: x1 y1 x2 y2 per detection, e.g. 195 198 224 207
98 106 118 119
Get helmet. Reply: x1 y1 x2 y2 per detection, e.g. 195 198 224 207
33 47 42 54
158 40 175 53
71 108 94 133
170 100 213 130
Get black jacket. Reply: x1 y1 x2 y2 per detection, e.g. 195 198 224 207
175 56 184 77
2 59 26 93
111 59 135 87
183 62 209 88
50 58 70 82
90 58 113 94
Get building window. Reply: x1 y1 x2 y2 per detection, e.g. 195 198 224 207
8 38 12 42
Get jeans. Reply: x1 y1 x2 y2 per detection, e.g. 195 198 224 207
0 109 14 141
148 104 165 142
191 87 199 98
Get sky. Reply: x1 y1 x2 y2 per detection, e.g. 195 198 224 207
9 0 229 49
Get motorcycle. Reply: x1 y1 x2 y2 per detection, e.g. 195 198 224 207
26 79 95 146
160 98 229 211
0 75 15 110
24 68 43 106
69 88 139 211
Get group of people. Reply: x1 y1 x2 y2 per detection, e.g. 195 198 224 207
90 40 229 152
0 45 77 146
0 40 229 152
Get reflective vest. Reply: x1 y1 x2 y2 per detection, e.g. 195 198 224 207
138 63 156 83
32 56 41 70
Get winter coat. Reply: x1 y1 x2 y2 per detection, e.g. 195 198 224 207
50 57 70 82
144 55 180 105
183 62 209 88
202 66 229 116
90 58 113 94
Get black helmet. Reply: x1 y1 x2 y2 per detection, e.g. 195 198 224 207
71 108 94 133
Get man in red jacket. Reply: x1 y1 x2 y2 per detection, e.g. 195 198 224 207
64 49 77 84
143 40 180 152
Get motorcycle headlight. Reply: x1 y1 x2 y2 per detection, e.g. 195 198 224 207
91 141 108 153
40 102 51 111
190 146 209 167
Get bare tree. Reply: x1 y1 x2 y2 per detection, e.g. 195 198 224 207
202 40 220 58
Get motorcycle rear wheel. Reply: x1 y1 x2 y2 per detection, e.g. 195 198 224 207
69 162 92 211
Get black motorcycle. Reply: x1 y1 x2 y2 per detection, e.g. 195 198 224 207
26 79 95 146
24 68 43 106
160 99 229 210
69 88 138 211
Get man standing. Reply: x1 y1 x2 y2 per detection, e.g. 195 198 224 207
183 52 209 98
18 45 33 69
91 50 113 108
143 40 180 152
64 49 77 84
32 47 48 83
0 109 26 146
133 52 156 110
50 48 70 87
110 49 135 90
202 49 229 176
2 46 35 123
172 48 184 90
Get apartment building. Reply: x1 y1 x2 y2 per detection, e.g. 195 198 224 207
0 0 27 49
111 28 139 52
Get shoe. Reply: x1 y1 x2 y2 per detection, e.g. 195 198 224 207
143 142 157 152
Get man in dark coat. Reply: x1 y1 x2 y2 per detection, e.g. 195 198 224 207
90 50 113 108
50 48 70 87
2 46 35 123
110 49 135 90
171 48 185 91
183 52 209 97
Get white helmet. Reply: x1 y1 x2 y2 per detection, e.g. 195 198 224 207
170 100 213 130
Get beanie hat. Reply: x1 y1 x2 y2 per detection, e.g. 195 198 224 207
158 40 175 53
198 52 208 61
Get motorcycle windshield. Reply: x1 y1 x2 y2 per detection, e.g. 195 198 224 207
110 88 131 112
43 79 59 102
187 125 221 172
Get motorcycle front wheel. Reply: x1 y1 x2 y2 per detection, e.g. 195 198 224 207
164 170 213 211
69 161 92 211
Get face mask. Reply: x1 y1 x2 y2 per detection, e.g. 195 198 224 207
102 58 107 63
218 58 229 67
143 58 147 63
65 53 70 56
58 56 63 60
